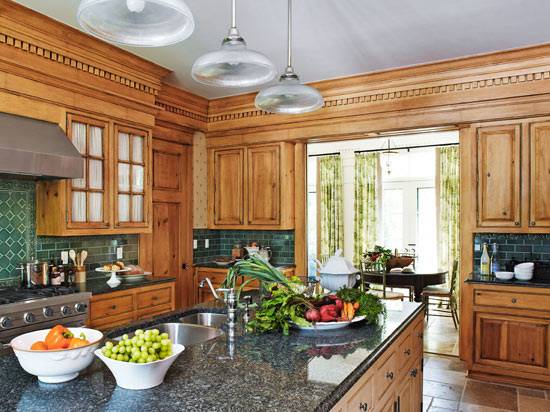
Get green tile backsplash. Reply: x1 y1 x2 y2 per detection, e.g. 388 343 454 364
0 177 138 286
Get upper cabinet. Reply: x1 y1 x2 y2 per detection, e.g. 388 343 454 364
208 142 295 230
474 118 550 231
36 113 152 235
476 124 522 227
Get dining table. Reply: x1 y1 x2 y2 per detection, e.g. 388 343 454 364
361 267 448 302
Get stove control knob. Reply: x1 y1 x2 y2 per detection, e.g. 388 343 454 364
23 312 36 324
61 305 71 316
74 303 87 313
43 307 54 318
0 316 12 329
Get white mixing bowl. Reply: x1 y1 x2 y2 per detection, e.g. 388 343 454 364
10 327 103 383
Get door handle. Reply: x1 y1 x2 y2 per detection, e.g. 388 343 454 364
182 263 189 270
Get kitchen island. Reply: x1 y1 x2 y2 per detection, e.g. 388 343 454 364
0 301 424 412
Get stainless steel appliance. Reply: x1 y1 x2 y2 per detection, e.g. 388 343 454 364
0 286 91 343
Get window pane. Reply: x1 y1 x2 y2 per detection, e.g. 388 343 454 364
417 187 437 268
118 132 130 161
132 135 144 163
131 195 144 222
132 165 144 193
71 191 86 222
382 189 403 250
71 122 86 155
89 159 103 190
89 126 103 157
89 192 103 222
72 160 86 189
118 194 130 222
118 163 130 192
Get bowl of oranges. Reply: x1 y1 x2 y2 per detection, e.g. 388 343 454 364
10 325 103 383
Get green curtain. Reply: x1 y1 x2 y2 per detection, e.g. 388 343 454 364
437 146 460 289
354 152 379 266
319 155 344 258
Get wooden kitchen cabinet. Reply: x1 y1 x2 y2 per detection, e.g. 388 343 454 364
529 122 550 227
88 281 175 330
466 284 550 389
36 113 152 235
208 142 295 230
476 124 522 227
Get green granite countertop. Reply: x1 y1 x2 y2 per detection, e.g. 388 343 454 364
0 300 422 411
75 276 176 295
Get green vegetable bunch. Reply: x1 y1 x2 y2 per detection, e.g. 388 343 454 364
336 287 386 324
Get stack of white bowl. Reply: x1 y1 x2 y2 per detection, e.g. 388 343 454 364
514 262 534 280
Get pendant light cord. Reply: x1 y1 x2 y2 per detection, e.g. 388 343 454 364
232 0 237 29
287 0 292 69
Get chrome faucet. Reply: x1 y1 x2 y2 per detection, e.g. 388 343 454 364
199 277 237 339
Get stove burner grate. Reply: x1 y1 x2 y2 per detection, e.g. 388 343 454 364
0 285 79 304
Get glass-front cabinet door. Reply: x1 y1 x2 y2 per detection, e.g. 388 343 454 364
66 114 110 228
114 125 150 228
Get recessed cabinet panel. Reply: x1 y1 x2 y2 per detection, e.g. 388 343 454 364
529 122 550 227
477 125 521 227
247 145 280 225
213 148 245 226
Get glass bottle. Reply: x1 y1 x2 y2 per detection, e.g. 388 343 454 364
490 243 500 274
480 243 490 275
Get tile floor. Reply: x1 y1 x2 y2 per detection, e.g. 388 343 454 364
423 354 550 411
424 315 459 356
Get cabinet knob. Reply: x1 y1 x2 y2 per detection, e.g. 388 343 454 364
410 368 418 378
514 221 520 226
111 305 117 310
511 298 517 304
385 371 394 380
531 221 536 226
404 348 411 356
359 402 368 411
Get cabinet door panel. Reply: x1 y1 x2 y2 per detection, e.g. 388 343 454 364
477 125 521 227
507 321 547 367
247 145 281 225
213 149 245 225
529 122 550 227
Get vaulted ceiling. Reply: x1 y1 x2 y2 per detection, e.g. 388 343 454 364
14 0 550 99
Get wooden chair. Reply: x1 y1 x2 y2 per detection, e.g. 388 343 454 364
360 260 405 301
421 259 459 329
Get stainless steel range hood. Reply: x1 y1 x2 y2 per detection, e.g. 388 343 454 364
0 112 84 179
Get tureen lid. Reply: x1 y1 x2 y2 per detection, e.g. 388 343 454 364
320 249 359 275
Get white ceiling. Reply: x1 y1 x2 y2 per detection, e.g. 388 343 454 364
13 0 550 99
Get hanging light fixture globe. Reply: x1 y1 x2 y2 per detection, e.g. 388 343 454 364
77 0 195 47
255 0 324 114
191 0 276 88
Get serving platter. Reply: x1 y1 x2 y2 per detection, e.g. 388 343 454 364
291 315 366 331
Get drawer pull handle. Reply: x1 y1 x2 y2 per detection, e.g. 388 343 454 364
152 296 159 301
110 305 117 310
416 332 423 339
410 368 418 378
385 371 394 380
359 402 368 411
404 348 411 356
511 298 517 304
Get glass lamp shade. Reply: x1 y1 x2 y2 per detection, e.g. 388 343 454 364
191 36 277 88
255 72 324 114
77 0 195 47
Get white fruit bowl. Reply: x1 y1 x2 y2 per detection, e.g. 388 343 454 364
10 327 103 383
95 344 184 390
494 271 514 280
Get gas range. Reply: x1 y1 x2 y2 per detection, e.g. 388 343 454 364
0 285 92 343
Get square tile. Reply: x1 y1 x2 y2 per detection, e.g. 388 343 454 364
431 397 459 410
517 395 550 412
423 380 464 401
517 388 545 399
461 380 517 411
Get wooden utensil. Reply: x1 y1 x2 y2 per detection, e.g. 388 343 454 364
69 249 76 265
80 250 88 265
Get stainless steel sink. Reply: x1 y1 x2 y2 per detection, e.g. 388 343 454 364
148 323 223 346
179 312 228 328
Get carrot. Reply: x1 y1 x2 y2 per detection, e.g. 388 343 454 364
347 303 356 320
353 302 360 310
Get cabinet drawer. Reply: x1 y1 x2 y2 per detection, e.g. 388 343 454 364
196 271 227 286
346 374 373 412
90 294 134 321
474 290 550 311
136 286 172 310
373 351 397 402
398 334 415 377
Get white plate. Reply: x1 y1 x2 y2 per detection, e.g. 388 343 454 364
292 315 366 331
95 267 131 273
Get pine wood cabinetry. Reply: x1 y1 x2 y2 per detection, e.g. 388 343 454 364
465 284 550 389
37 113 152 235
331 311 424 412
473 118 550 232
208 142 295 230
88 281 175 330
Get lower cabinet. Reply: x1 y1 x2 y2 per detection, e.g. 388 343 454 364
88 281 175 329
194 266 296 304
332 311 424 412
466 284 550 389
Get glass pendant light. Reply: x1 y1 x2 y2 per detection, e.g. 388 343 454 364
77 0 195 47
191 0 276 88
255 0 324 114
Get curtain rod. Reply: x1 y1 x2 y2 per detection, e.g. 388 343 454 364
354 142 458 154
307 152 341 158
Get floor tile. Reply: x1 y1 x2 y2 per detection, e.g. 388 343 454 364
423 380 464 401
431 397 459 410
517 387 545 399
517 395 550 412
424 368 466 386
461 380 517 411
424 354 466 372
458 403 511 412
423 396 433 412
